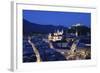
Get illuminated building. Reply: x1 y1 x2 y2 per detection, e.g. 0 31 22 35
48 29 64 42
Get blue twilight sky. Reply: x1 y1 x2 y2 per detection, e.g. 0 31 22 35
23 10 91 27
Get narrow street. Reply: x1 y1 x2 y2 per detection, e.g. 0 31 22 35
28 37 41 62
43 38 68 59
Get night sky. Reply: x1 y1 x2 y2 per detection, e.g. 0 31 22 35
23 10 91 27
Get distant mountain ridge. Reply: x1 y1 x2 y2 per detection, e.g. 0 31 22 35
23 19 67 35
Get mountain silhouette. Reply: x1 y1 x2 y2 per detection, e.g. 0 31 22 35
23 19 67 35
